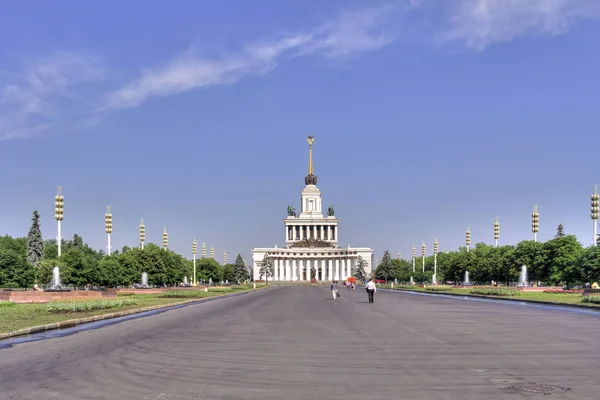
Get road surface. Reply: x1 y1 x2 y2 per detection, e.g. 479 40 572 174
1 286 599 399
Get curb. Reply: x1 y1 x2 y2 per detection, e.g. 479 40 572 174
381 288 600 311
0 286 269 340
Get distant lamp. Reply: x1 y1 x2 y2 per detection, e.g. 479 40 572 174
54 186 64 257
433 238 439 285
105 206 113 255
139 219 145 249
210 245 215 260
223 252 227 265
466 227 471 252
192 239 197 286
592 185 599 246
421 242 426 273
202 242 207 258
493 217 499 248
162 227 168 250
532 205 539 242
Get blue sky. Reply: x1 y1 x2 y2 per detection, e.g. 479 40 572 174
1 0 600 263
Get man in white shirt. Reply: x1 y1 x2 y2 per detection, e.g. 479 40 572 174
365 280 376 303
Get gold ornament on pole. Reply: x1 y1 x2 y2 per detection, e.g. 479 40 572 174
466 227 471 251
223 252 227 265
162 227 168 250
55 186 64 257
592 185 599 246
493 217 500 248
139 219 145 249
305 135 317 185
105 206 113 255
532 205 539 242
210 245 215 259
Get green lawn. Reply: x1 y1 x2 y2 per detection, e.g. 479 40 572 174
0 286 261 334
383 285 600 308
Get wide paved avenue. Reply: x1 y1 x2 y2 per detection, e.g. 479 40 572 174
1 287 599 399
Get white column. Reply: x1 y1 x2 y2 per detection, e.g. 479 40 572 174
321 258 326 281
328 259 333 281
313 225 317 239
327 225 331 240
341 259 346 281
285 259 290 281
274 258 279 281
348 258 354 278
334 259 339 281
299 226 303 240
292 259 297 281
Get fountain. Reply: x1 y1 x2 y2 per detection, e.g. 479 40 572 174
464 271 472 286
184 276 188 285
209 277 213 286
518 265 529 287
133 272 149 289
45 266 71 292
225 279 229 285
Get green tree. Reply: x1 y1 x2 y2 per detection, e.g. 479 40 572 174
543 235 583 286
223 263 235 282
555 224 566 238
26 210 44 268
258 255 274 283
233 254 248 282
579 246 600 284
375 250 395 282
0 248 35 288
197 257 222 283
353 256 368 281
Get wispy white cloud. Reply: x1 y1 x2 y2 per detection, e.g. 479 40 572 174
101 4 402 111
0 53 104 140
438 0 600 50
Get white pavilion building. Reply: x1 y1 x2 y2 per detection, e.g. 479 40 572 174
251 136 373 282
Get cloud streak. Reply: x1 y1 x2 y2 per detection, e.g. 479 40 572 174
101 4 401 111
438 0 600 50
0 53 104 140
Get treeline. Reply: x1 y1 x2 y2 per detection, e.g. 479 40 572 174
375 230 600 286
0 211 250 288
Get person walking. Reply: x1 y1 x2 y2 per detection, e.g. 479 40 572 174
366 279 376 303
331 281 339 300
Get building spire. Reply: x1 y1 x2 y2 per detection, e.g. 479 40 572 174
305 135 318 185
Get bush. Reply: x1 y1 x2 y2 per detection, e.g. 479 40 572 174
116 292 135 296
207 287 233 293
158 290 209 298
582 296 600 304
0 300 16 307
470 288 520 296
425 286 453 292
46 299 136 313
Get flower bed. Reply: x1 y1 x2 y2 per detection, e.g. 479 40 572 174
0 300 16 308
543 290 583 294
116 292 136 296
46 299 136 313
582 296 600 304
470 288 520 296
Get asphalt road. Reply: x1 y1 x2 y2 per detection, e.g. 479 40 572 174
1 286 599 400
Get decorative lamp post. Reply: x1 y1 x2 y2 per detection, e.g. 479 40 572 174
592 185 599 246
433 238 439 285
421 242 426 273
162 227 168 250
223 252 227 265
493 217 499 248
532 205 539 242
210 245 215 260
397 251 401 261
139 219 145 249
54 186 64 257
105 206 113 255
466 227 471 252
202 242 207 258
192 239 197 286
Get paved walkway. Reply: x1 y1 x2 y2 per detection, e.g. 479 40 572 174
1 286 599 399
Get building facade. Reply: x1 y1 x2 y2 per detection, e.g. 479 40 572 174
252 136 373 282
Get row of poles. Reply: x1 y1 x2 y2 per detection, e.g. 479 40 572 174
54 186 230 286
398 186 600 285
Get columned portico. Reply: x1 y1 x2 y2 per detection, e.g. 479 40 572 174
251 136 373 282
